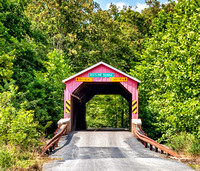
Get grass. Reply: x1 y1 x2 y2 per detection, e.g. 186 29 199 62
166 132 200 170
167 132 200 156
0 145 51 170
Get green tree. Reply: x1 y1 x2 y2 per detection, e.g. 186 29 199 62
25 0 98 50
86 95 129 128
0 84 41 149
141 0 176 36
0 0 64 134
131 0 200 140
28 50 71 132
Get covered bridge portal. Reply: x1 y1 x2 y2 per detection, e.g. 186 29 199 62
62 62 140 132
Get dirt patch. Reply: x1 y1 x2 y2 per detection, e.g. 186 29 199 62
180 157 200 171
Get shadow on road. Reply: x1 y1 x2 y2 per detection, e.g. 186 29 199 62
50 131 78 154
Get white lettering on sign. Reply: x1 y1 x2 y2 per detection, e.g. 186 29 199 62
89 73 114 77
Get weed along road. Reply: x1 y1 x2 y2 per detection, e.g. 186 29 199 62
43 131 194 171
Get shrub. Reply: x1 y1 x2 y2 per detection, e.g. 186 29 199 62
0 85 41 149
167 132 200 156
8 108 41 149
188 139 200 156
0 149 14 169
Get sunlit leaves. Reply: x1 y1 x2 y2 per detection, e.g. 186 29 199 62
0 85 41 148
86 95 129 128
131 0 200 140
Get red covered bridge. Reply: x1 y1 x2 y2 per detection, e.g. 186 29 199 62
40 62 181 159
62 61 140 132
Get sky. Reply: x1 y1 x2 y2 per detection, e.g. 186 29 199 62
94 0 170 13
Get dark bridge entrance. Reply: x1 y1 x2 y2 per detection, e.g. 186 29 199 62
71 82 132 131
62 62 140 132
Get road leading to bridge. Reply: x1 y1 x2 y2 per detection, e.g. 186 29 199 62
43 131 193 171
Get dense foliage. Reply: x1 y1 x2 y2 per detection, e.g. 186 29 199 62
86 95 129 128
131 0 200 140
0 0 200 168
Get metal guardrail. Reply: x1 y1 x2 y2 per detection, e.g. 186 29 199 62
40 119 180 158
54 124 62 135
132 124 181 158
40 123 69 157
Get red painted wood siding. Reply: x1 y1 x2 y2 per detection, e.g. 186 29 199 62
64 64 138 119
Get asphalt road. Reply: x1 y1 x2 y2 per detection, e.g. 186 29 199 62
43 131 194 171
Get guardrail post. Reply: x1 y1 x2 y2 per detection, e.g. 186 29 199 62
46 149 50 155
145 142 147 148
149 144 152 150
50 147 52 152
155 147 158 152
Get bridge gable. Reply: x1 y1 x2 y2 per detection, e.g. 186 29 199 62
63 61 140 93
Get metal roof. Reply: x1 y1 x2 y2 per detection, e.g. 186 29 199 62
62 61 141 83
